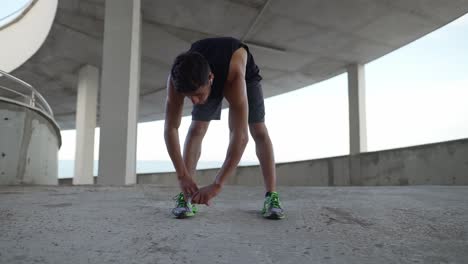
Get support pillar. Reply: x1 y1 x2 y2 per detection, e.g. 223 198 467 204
73 65 99 185
347 64 367 185
98 0 141 185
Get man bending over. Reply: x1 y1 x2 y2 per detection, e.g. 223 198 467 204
164 37 284 219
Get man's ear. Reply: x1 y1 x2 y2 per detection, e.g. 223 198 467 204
209 72 214 84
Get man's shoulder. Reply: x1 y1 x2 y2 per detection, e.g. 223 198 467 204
190 37 240 49
192 36 238 44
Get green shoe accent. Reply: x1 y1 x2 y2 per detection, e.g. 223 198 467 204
172 193 197 218
262 192 285 219
191 200 198 214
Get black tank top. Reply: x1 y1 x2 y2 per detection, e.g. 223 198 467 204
188 37 262 99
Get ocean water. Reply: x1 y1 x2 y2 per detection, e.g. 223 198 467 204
58 160 258 179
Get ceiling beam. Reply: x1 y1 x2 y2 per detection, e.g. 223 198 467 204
241 0 272 42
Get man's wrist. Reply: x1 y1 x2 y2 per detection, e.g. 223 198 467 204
178 174 191 180
213 181 223 189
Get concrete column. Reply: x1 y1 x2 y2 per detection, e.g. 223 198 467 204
98 0 141 185
347 64 367 185
73 65 99 185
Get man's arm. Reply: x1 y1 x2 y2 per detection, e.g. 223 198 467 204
164 75 198 195
214 49 249 186
192 48 249 204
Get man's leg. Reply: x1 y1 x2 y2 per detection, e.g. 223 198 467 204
250 122 285 219
246 81 284 218
249 122 276 192
183 121 210 177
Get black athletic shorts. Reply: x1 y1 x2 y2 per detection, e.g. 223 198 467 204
192 81 265 123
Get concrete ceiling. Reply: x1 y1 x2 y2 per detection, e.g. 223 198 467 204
10 0 468 129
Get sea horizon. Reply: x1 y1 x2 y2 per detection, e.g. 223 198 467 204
59 160 259 179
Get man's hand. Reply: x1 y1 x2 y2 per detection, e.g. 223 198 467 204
178 176 198 198
192 183 222 206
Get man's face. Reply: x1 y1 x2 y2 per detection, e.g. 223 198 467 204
182 73 213 105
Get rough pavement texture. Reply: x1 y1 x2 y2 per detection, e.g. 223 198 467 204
1 185 467 264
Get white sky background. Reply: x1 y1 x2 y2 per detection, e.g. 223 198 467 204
58 14 468 164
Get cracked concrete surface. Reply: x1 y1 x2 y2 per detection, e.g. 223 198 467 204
1 185 467 263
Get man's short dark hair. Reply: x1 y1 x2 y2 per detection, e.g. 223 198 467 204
170 51 211 93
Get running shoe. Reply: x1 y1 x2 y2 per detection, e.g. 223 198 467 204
172 192 198 219
262 192 285 219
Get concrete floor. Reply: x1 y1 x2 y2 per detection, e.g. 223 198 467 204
0 185 467 264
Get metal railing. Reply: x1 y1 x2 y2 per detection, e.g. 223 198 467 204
0 69 54 118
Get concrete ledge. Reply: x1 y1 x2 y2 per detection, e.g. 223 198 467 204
136 138 468 186
360 139 468 185
59 138 468 186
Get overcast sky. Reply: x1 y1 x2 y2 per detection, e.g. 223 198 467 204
0 0 32 27
57 14 468 165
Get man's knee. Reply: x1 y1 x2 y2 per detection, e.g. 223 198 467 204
188 121 210 137
249 123 270 142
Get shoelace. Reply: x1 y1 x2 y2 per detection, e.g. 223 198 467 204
173 193 186 207
270 194 281 208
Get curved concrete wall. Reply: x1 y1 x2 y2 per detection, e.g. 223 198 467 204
0 100 61 185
